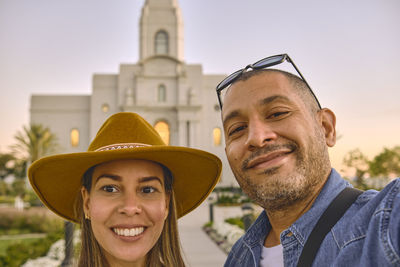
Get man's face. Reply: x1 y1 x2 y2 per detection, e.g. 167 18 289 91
221 72 334 211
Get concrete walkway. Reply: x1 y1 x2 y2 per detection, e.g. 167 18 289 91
0 233 46 240
178 201 227 267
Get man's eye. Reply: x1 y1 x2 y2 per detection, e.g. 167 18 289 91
269 111 289 119
102 185 118 193
142 187 156 194
229 125 247 136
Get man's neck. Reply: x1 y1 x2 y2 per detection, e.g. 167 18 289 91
263 176 329 248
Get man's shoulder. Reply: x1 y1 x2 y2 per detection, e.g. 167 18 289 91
357 177 400 208
332 178 400 247
320 178 400 265
225 211 269 266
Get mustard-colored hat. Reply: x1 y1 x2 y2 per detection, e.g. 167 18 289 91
28 112 222 223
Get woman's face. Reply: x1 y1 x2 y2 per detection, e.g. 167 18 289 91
81 159 170 266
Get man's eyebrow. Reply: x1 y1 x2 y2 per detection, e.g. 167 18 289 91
222 95 291 127
259 95 291 106
95 174 121 183
223 110 241 128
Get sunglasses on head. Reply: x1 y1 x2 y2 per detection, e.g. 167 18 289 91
216 54 321 109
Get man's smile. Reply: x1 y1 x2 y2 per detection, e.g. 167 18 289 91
242 143 297 171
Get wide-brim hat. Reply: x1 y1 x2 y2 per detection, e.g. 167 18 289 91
28 112 222 223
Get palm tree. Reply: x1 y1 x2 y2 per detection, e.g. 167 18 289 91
11 124 59 164
0 153 15 180
10 124 74 265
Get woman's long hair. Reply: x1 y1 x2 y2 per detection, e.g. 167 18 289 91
74 164 186 267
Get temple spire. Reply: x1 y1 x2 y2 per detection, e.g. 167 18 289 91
139 0 184 61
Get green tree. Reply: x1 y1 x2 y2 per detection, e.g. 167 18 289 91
10 124 59 164
343 148 369 189
0 180 9 195
369 146 400 177
0 153 15 180
8 124 59 197
10 158 27 179
11 180 26 197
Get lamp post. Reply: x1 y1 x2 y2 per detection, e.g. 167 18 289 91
241 203 254 231
61 221 74 266
208 195 215 223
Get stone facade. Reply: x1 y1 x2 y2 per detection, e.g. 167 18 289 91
30 0 236 186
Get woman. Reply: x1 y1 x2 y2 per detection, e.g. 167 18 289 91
28 112 222 267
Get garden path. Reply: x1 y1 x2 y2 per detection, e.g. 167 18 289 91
0 233 46 240
178 201 227 267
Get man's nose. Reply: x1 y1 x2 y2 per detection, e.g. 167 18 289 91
245 120 277 150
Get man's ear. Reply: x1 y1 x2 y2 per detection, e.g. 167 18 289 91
81 187 90 216
319 108 336 147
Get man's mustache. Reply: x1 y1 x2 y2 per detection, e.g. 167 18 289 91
241 143 298 170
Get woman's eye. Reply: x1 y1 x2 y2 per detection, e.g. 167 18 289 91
102 185 118 193
142 186 156 194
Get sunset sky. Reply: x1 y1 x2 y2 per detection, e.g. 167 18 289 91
0 0 399 173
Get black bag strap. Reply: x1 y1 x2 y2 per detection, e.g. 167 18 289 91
297 187 363 267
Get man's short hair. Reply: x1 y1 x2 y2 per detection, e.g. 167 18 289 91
233 68 320 113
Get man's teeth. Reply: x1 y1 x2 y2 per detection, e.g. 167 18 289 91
113 227 144 237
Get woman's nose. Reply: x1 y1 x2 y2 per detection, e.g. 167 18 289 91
117 193 142 216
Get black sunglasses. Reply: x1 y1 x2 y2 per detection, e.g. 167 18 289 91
216 54 321 109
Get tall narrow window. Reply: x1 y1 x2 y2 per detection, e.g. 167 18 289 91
154 121 170 145
70 128 79 147
155 30 169 54
158 84 166 102
186 121 190 147
213 127 222 146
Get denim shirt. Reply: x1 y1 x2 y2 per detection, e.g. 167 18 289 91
224 169 400 267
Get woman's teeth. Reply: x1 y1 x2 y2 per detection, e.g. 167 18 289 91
113 227 144 237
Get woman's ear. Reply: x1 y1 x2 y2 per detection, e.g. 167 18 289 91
319 108 336 147
81 187 90 216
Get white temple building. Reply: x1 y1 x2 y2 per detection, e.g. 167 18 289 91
30 0 236 186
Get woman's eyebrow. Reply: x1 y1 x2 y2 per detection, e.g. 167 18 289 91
95 174 121 183
138 176 163 185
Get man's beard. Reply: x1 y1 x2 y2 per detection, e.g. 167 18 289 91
233 129 330 212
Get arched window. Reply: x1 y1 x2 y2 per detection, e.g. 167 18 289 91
154 121 170 145
70 128 79 147
213 127 222 146
155 30 169 55
101 103 109 113
158 84 166 102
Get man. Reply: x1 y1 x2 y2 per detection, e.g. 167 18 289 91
216 54 400 266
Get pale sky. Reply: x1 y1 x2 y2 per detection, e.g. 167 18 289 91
0 0 399 172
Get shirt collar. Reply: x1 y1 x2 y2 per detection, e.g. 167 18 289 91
283 168 350 245
243 210 270 247
242 168 350 247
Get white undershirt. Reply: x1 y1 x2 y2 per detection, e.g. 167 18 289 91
259 244 284 267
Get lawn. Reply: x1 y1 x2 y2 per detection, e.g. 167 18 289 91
0 237 44 256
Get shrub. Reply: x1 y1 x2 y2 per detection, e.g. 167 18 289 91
212 186 253 206
225 217 244 229
0 231 63 266
0 195 14 205
0 207 63 235
225 213 257 230
24 190 44 207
